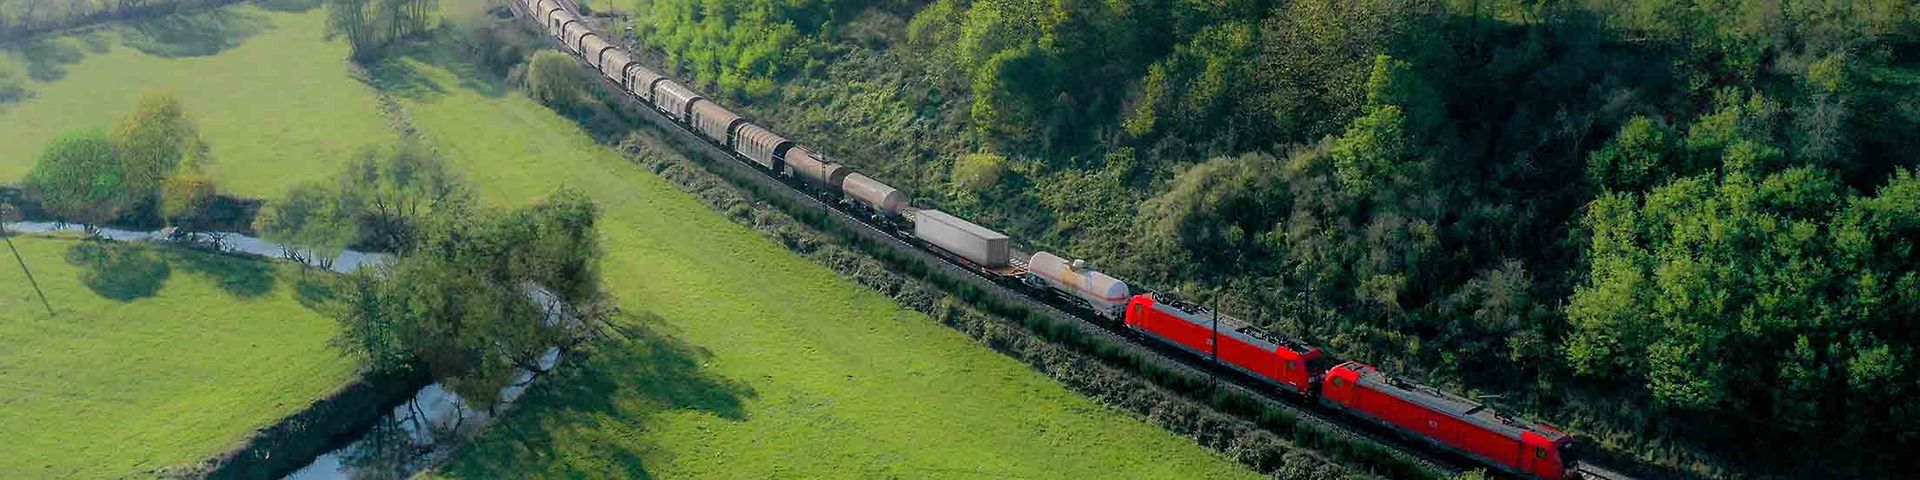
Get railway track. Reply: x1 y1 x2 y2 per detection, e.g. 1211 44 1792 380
508 3 1645 479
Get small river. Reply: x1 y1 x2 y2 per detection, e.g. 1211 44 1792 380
5 222 562 479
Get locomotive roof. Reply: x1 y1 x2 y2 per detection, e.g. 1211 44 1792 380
1343 363 1569 442
1148 294 1317 355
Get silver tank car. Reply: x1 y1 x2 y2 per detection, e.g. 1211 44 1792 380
841 172 907 215
914 209 1010 269
653 79 702 122
1026 251 1131 319
688 99 743 146
731 123 790 170
783 146 850 188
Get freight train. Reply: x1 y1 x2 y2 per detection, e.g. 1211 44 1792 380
514 1 1596 478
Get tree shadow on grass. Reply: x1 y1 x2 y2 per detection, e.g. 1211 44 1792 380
63 241 170 302
174 249 277 298
253 0 323 13
120 8 272 58
3 30 110 83
365 58 448 100
438 312 756 479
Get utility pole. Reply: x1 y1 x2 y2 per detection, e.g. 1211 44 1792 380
1 203 53 316
1210 300 1219 362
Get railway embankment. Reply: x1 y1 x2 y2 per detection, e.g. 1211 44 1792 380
588 91 1449 479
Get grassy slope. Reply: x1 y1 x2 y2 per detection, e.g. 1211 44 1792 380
0 4 394 198
384 46 1256 477
0 235 357 478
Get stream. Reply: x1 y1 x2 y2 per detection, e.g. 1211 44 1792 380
5 222 564 479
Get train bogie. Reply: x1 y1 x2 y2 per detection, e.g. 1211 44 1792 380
1322 362 1573 480
688 99 744 146
653 79 702 122
841 173 907 215
1027 252 1129 319
783 146 851 188
914 210 1010 269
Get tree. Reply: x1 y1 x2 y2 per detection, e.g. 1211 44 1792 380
24 128 131 231
255 182 359 266
524 50 593 112
110 92 204 210
326 0 439 63
334 142 466 251
330 188 609 409
159 171 216 230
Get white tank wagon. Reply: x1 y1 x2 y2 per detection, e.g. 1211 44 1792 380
653 79 703 122
688 99 744 147
1026 252 1131 320
841 172 907 215
914 210 1011 269
783 146 851 188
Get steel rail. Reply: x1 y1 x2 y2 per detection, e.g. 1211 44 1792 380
508 4 1642 479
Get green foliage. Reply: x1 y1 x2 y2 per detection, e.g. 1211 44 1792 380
329 188 606 407
1566 164 1920 432
24 128 131 228
1587 116 1673 191
623 0 830 99
325 0 438 62
254 181 359 262
158 170 216 228
110 92 205 207
578 0 1920 472
523 49 593 111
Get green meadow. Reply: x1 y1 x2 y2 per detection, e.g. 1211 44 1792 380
0 235 357 478
1 2 1258 478
0 3 393 197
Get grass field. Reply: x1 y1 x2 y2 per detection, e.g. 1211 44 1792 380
0 235 359 478
0 3 394 198
378 38 1256 477
1 1 1258 476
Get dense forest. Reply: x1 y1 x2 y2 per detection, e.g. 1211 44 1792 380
563 0 1919 476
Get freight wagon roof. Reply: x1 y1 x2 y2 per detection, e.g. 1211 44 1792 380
917 210 1008 240
1346 363 1568 442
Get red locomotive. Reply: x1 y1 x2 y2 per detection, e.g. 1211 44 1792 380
514 2 1596 477
1125 293 1578 480
1322 362 1577 480
1125 294 1325 396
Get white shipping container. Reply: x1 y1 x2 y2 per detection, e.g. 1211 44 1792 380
914 210 1010 268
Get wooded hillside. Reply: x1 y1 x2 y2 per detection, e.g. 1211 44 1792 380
582 0 1920 476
